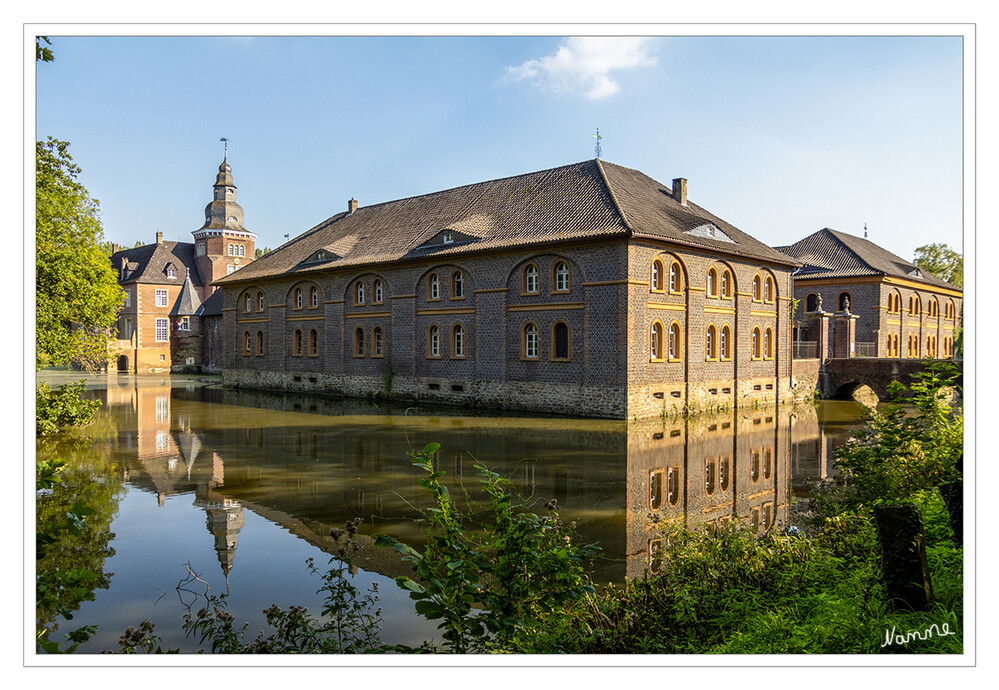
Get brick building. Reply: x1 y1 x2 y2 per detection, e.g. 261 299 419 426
110 157 255 372
777 228 962 359
215 159 799 419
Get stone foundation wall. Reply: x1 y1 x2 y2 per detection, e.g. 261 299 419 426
223 368 628 418
224 368 802 420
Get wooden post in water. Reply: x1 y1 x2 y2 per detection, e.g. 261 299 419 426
939 479 963 546
873 504 934 611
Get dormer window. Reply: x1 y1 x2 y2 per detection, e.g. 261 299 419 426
443 231 454 244
166 266 177 279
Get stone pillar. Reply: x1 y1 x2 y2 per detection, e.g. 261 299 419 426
805 309 831 396
833 311 859 358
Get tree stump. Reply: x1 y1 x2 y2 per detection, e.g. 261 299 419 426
873 504 934 611
939 480 963 546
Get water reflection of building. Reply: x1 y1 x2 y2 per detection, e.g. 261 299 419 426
626 409 793 579
101 377 246 580
97 377 859 585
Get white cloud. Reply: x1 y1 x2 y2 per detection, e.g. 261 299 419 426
506 37 658 99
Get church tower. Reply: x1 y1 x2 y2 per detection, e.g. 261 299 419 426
192 154 256 300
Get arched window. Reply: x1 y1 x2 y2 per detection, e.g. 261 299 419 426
650 469 663 510
309 328 318 356
355 281 365 305
707 268 718 297
373 279 384 304
668 322 681 360
764 448 773 479
650 321 664 361
764 276 775 303
764 327 774 359
553 261 570 292
752 327 762 359
751 450 761 482
523 264 539 294
294 329 303 356
373 326 384 357
705 460 716 496
257 291 265 311
752 275 762 301
310 286 319 308
523 322 539 360
721 269 732 298
244 331 251 354
720 325 732 360
429 273 441 300
720 457 730 491
452 270 464 299
706 324 717 360
552 321 570 360
295 287 303 309
651 259 664 292
244 293 252 312
805 293 819 312
667 467 680 506
256 331 264 356
354 327 365 357
669 261 682 293
452 324 465 358
929 297 939 317
428 325 441 358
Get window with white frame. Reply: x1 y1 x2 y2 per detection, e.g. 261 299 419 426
155 318 169 341
124 289 131 307
155 289 168 307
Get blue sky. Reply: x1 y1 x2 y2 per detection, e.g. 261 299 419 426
34 33 965 262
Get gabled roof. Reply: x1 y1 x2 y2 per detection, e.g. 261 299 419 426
775 228 960 291
111 241 205 286
218 159 796 285
195 288 224 317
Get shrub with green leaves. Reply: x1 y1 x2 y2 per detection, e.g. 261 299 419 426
36 379 100 436
375 443 601 653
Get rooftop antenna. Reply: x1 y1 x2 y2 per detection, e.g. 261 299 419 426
220 137 229 158
592 128 602 159
864 222 868 238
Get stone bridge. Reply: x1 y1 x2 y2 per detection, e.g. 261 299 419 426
819 358 963 402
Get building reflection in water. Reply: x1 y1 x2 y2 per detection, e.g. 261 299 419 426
98 376 852 585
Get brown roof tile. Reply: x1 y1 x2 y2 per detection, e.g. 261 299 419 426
776 228 960 290
218 160 796 285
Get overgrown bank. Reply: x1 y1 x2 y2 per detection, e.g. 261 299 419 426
37 363 963 655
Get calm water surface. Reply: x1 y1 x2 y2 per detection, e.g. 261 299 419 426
35 371 868 653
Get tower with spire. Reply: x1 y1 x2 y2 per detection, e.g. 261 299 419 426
192 152 257 296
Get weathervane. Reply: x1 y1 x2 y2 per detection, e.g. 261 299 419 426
864 222 868 238
220 137 229 158
592 128 602 159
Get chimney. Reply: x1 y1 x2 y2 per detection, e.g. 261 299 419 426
672 178 687 206
348 198 358 214
111 243 118 254
156 231 164 243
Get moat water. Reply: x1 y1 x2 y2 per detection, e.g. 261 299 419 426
35 371 869 653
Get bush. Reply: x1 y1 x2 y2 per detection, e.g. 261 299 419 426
36 379 100 436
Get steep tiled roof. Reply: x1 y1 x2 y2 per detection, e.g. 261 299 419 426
776 228 960 291
111 241 205 286
170 270 203 316
196 288 224 317
218 160 796 285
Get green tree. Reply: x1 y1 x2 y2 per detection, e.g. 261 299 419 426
36 137 126 370
254 247 272 259
36 36 53 62
913 243 962 288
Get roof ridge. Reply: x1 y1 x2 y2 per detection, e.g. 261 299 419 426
593 159 634 234
821 228 884 275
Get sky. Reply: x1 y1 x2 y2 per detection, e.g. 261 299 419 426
33 32 965 265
